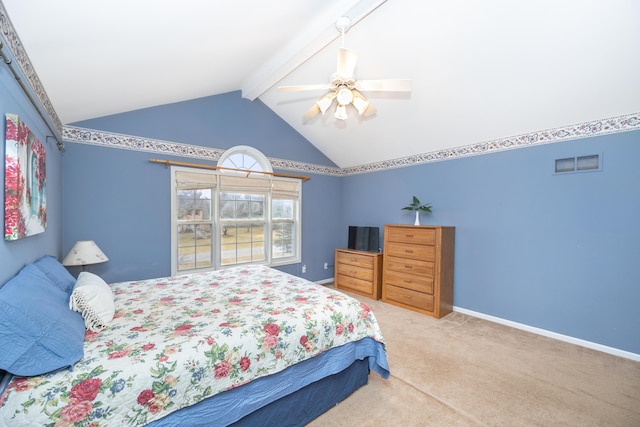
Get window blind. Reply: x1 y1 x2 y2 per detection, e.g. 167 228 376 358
175 170 217 189
272 179 300 199
219 174 271 192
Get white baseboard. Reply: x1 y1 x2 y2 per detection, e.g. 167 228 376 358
317 277 639 362
453 306 640 362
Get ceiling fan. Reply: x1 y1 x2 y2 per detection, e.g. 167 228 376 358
278 17 412 121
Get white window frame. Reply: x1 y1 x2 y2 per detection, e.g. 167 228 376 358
217 145 273 173
170 147 301 275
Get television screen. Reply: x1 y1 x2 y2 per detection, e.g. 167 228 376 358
348 226 380 252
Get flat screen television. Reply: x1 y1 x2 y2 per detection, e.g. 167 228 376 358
347 226 380 252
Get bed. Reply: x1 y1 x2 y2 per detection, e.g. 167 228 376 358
0 257 389 426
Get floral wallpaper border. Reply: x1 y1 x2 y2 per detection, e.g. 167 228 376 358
3 2 638 177
64 112 639 177
343 113 640 176
62 126 342 177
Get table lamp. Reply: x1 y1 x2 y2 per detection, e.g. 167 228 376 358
62 240 109 271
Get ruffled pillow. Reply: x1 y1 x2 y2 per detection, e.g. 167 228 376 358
69 272 115 332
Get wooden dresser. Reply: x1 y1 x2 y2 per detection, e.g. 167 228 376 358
334 248 383 299
382 224 455 318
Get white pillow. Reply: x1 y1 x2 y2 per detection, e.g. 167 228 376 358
69 271 115 332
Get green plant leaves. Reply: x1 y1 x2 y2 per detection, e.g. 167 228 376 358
401 195 432 212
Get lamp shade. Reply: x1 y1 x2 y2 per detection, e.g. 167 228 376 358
334 105 348 120
62 241 109 267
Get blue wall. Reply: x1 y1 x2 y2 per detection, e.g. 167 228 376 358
66 89 640 354
1 5 637 359
341 132 640 354
0 59 64 284
3 50 638 355
64 92 343 282
72 91 336 167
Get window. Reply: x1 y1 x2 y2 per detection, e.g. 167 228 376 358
218 174 270 266
271 180 299 261
218 145 270 173
555 154 601 174
170 147 301 275
576 155 599 171
555 157 575 173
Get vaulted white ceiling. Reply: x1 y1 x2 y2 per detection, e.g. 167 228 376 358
2 0 639 168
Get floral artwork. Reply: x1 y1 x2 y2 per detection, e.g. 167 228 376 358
4 113 46 240
0 265 387 426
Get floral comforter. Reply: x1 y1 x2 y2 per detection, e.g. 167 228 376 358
0 265 386 426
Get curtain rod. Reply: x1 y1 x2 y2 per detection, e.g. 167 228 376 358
149 158 310 181
0 41 64 150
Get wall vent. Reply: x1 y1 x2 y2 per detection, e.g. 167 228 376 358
555 154 601 174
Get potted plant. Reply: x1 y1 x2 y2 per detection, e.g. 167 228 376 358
402 196 432 225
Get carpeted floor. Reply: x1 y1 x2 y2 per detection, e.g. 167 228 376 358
308 289 640 426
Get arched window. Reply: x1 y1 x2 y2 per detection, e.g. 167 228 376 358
217 145 272 173
170 146 301 275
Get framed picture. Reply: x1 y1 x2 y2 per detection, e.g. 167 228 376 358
4 113 47 240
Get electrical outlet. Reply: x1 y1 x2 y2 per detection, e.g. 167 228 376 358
301 264 306 273
324 262 328 270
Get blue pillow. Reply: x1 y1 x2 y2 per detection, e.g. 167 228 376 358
0 263 85 376
33 255 76 295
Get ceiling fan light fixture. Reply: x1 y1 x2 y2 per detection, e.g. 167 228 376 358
351 90 370 115
334 105 348 120
317 92 336 114
336 86 353 106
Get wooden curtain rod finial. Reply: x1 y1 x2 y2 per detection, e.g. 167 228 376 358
148 158 310 181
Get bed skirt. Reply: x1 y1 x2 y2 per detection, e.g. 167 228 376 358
231 357 369 426
148 337 387 426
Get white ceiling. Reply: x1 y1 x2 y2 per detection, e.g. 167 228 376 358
3 0 639 168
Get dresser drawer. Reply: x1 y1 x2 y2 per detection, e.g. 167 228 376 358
336 263 373 282
385 284 434 312
337 274 374 295
335 251 374 269
335 249 383 300
382 225 454 318
385 241 435 261
384 270 434 294
386 227 436 245
385 255 434 277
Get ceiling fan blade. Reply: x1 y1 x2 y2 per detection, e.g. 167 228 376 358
303 104 321 120
355 79 413 92
336 48 358 79
278 83 332 92
362 103 377 117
